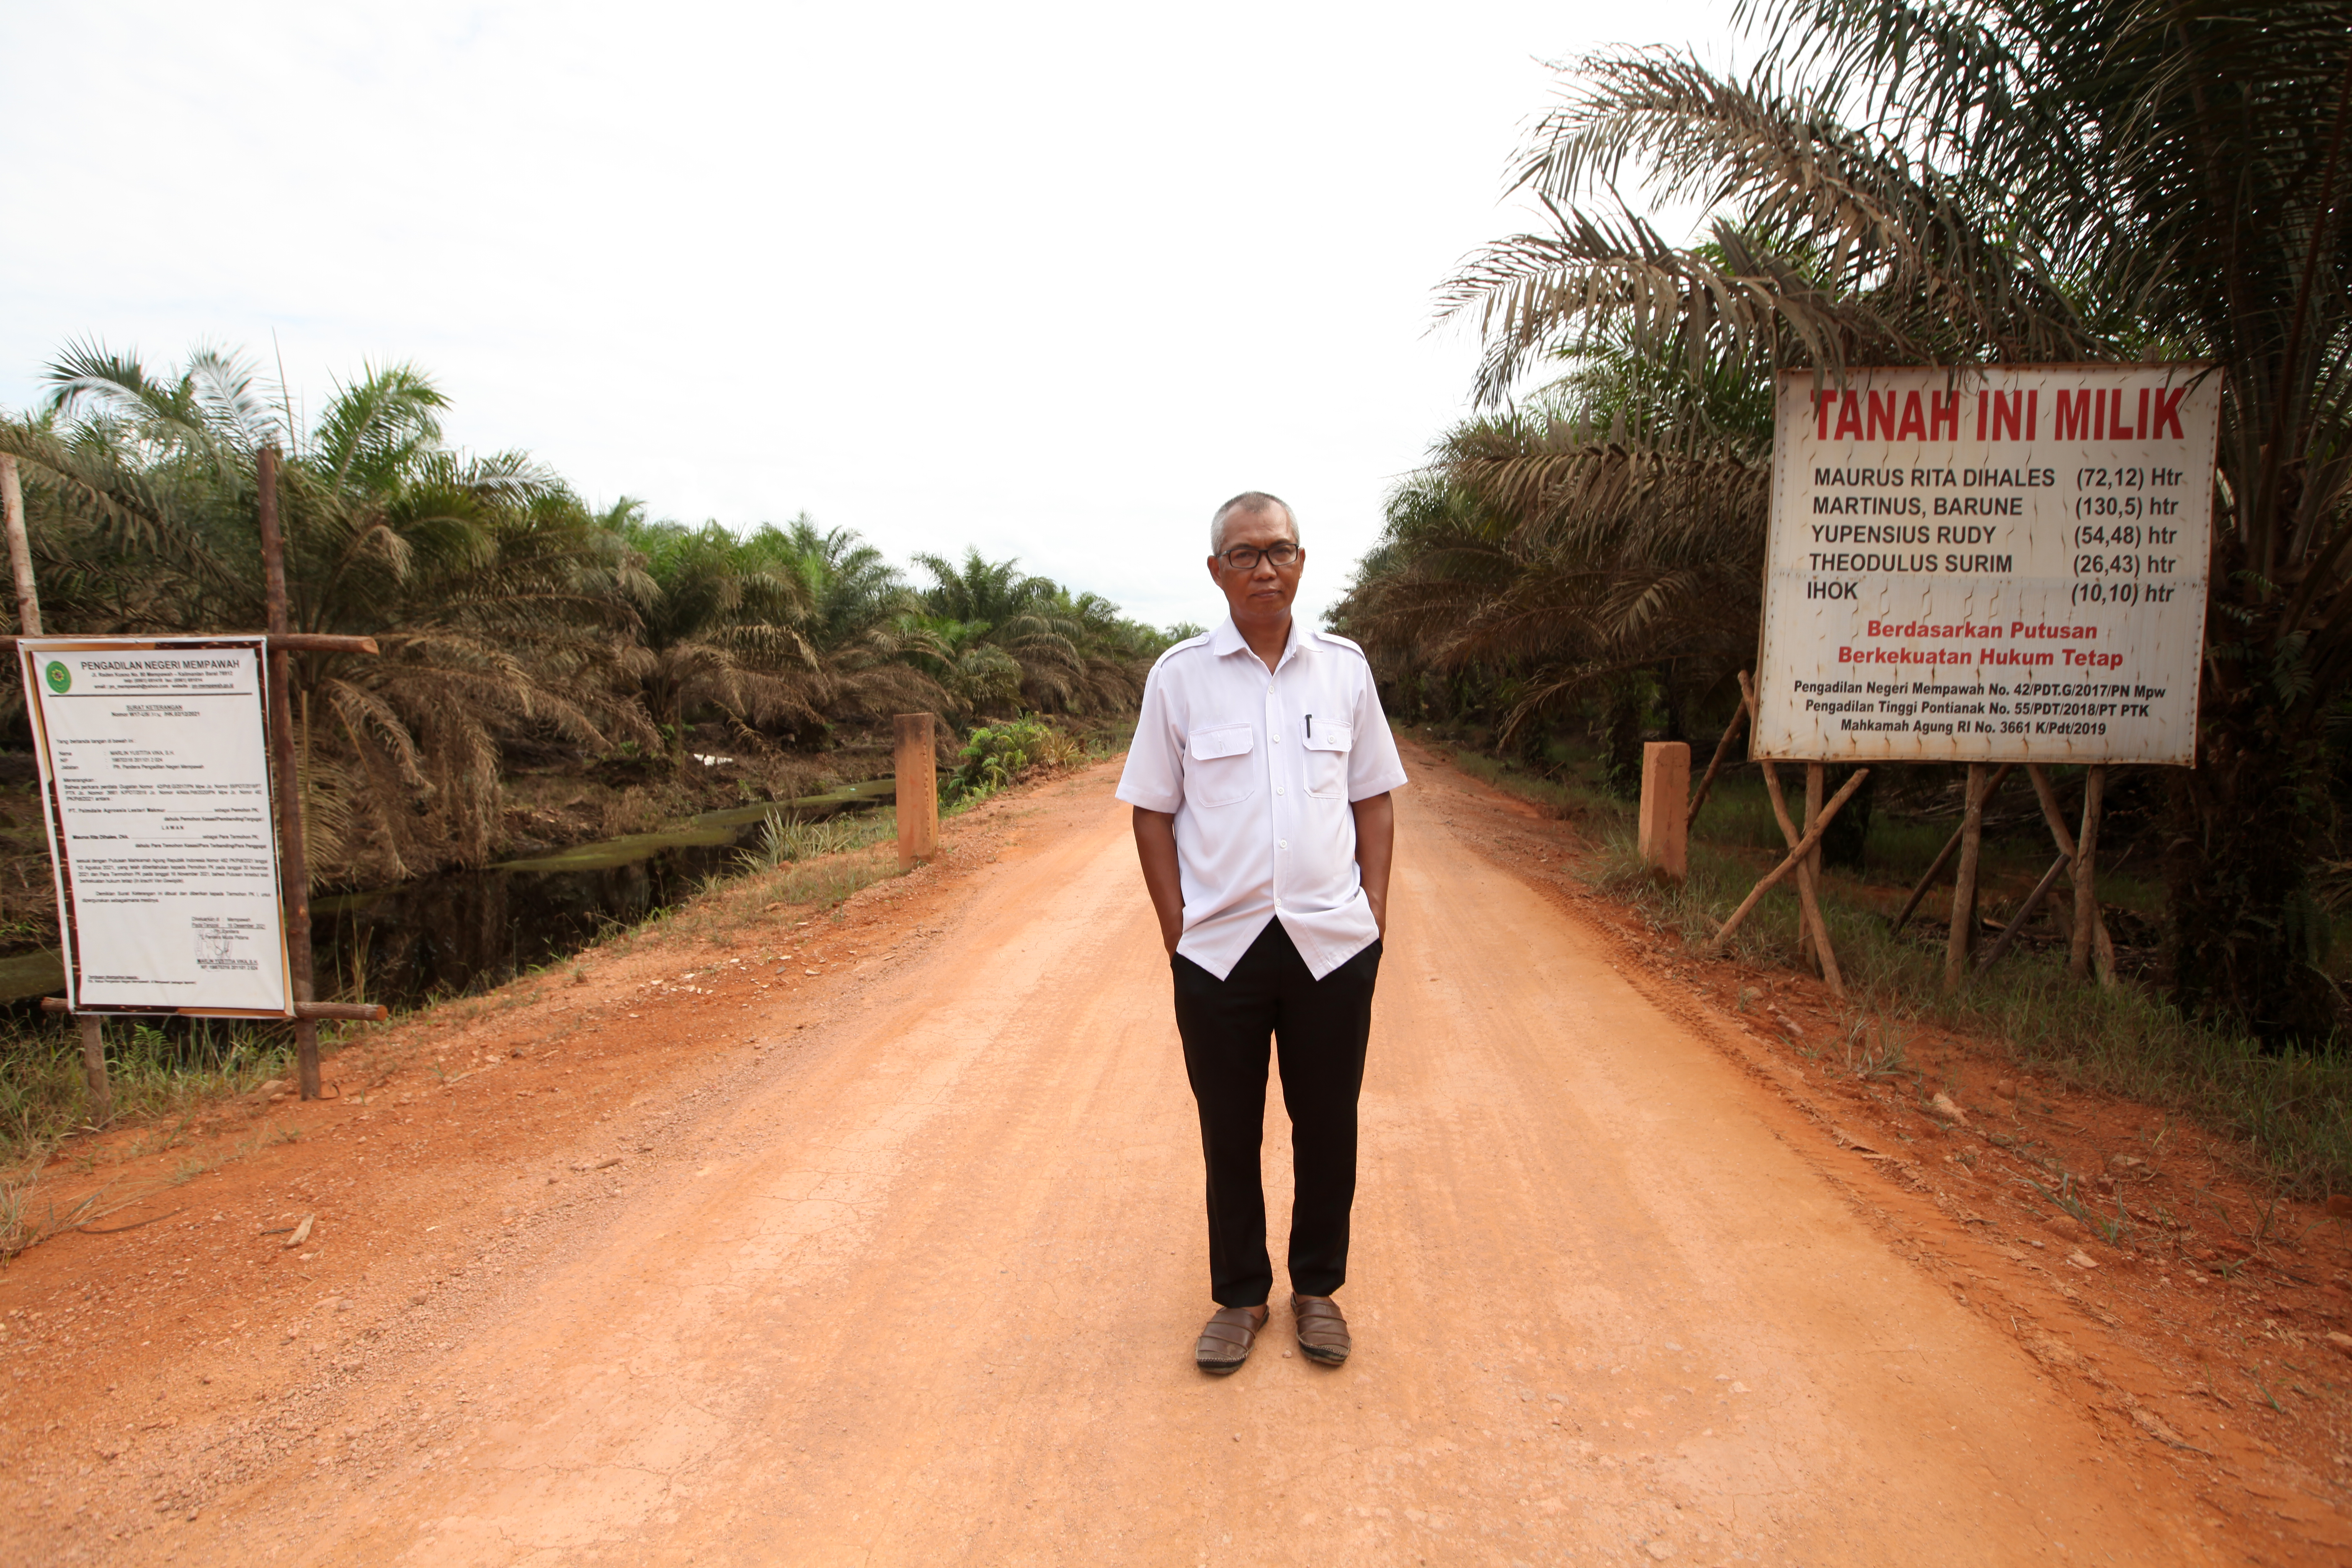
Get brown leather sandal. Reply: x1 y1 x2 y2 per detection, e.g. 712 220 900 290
1290 1293 1351 1365
1195 1304 1269 1375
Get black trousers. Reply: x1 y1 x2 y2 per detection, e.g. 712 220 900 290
1172 919 1382 1308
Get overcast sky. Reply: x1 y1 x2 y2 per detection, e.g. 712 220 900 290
0 0 1728 633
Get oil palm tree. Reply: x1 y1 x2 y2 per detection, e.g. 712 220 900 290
739 517 948 729
908 550 1164 717
1 343 647 884
1435 0 2352 1037
609 511 832 765
1337 304 1777 776
908 550 1083 716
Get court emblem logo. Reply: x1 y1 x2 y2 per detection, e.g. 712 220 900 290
42 661 70 694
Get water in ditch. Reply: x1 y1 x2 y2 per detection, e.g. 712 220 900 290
0 781 896 1016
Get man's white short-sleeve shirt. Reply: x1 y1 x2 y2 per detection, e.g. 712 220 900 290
1116 616 1408 980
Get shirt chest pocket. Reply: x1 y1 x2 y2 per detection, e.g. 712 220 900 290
1186 723 1258 808
1302 722 1353 799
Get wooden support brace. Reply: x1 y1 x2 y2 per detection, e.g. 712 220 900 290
1975 851 2071 973
2070 765 2110 985
0 632 377 655
1888 763 2013 935
2 456 37 640
1684 691 1749 830
253 449 326 1101
1756 760 1846 997
1801 762 1828 981
1736 671 1845 995
1706 768 1871 957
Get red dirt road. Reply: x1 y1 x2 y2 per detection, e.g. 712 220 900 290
6 750 2345 1564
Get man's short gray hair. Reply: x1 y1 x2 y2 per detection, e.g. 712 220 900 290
1210 491 1300 554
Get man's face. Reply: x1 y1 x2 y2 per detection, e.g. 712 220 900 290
1206 507 1305 623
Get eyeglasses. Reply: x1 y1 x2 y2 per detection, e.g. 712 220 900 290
1215 541 1301 572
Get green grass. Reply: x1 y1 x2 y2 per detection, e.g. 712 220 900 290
1688 774 1793 856
0 1020 295 1158
1590 826 2352 1195
736 806 900 872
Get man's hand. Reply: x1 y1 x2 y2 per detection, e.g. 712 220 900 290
1131 807 1185 954
1351 791 1395 941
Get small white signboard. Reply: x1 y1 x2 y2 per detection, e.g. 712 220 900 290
1752 364 2221 764
22 637 294 1016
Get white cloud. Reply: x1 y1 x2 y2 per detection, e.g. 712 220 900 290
0 0 1727 631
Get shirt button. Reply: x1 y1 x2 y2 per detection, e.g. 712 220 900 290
1278 839 1288 850
1275 786 1284 796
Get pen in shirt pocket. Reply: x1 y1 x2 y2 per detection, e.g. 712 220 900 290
1306 714 1313 738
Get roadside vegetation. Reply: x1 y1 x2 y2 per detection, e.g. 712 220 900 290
0 343 1168 1186
0 343 1178 898
1340 0 2352 1043
1343 1 2352 1183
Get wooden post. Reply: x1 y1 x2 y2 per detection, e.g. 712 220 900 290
1735 674 1844 993
1637 741 1689 879
2 457 113 1121
1757 760 1846 997
1889 764 2012 935
894 713 939 870
1 456 37 637
1945 763 1988 990
255 449 322 1100
78 1016 111 1126
2070 765 2107 983
1798 763 1826 975
2025 763 2116 980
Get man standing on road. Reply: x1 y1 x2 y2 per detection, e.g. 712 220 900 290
1117 491 1407 1375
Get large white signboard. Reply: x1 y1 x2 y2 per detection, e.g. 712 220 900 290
1753 364 2221 763
22 637 294 1016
